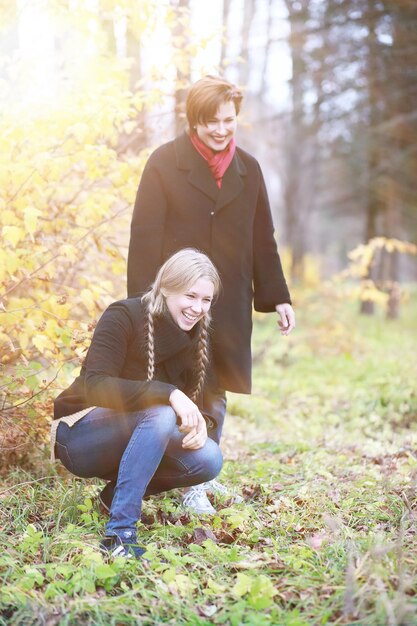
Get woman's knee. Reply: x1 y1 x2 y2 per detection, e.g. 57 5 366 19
143 405 177 437
202 439 223 481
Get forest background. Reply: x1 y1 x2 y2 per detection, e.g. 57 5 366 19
1 1 417 625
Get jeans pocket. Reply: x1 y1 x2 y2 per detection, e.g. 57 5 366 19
55 441 75 474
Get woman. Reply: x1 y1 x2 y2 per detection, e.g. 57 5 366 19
52 249 223 559
127 76 295 513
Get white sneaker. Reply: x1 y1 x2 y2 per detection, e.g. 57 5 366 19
182 485 216 514
204 479 244 503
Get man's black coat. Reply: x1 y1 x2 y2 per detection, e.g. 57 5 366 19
127 132 291 394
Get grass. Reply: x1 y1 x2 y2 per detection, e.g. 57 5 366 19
1 291 417 625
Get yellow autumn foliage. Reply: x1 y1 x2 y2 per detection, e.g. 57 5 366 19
346 237 417 279
334 237 417 309
0 0 174 465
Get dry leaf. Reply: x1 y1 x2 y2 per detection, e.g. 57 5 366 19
192 527 217 545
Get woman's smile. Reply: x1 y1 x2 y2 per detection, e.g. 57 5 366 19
195 100 237 152
182 310 201 322
166 277 214 331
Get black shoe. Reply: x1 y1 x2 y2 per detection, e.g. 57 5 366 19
98 482 115 515
100 534 146 560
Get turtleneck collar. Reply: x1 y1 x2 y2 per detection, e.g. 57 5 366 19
151 310 199 365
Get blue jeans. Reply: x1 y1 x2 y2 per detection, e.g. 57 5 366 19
55 405 223 538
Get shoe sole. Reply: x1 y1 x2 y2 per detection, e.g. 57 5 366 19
182 504 216 515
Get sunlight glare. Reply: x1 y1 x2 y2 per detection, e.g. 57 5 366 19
16 0 59 105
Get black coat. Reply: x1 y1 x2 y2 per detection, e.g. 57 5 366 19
127 132 291 393
54 298 214 420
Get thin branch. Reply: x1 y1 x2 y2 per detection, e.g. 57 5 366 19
1 202 130 299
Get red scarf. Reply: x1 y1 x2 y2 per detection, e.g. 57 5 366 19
190 132 236 188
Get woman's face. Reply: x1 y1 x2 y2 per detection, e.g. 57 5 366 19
195 100 237 152
165 277 214 331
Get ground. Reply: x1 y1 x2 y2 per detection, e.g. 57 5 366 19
1 291 416 626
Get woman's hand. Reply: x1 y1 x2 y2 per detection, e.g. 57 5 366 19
275 303 296 336
169 389 203 431
169 389 208 449
181 416 208 450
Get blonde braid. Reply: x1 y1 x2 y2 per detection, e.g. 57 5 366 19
146 290 157 381
190 315 211 403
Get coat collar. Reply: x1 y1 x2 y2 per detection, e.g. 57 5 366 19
174 132 247 212
133 298 198 386
152 311 199 385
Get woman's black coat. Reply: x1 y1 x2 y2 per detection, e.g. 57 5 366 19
127 132 291 394
54 298 200 419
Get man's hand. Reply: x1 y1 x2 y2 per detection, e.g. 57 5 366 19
275 303 296 336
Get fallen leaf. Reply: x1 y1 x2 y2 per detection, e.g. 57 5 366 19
192 527 217 545
328 489 341 506
306 532 326 550
216 530 236 544
197 604 217 617
140 513 155 526
293 524 305 533
242 484 262 499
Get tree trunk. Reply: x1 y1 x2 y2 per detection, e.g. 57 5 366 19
282 0 310 282
220 0 232 71
384 177 402 318
259 0 274 96
171 0 191 135
360 0 382 315
238 0 255 86
126 26 148 153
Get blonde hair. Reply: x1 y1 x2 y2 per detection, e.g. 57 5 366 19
186 75 243 131
142 249 221 402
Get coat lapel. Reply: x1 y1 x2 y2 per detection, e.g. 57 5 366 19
215 151 247 211
175 132 218 202
188 164 219 202
174 132 247 211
